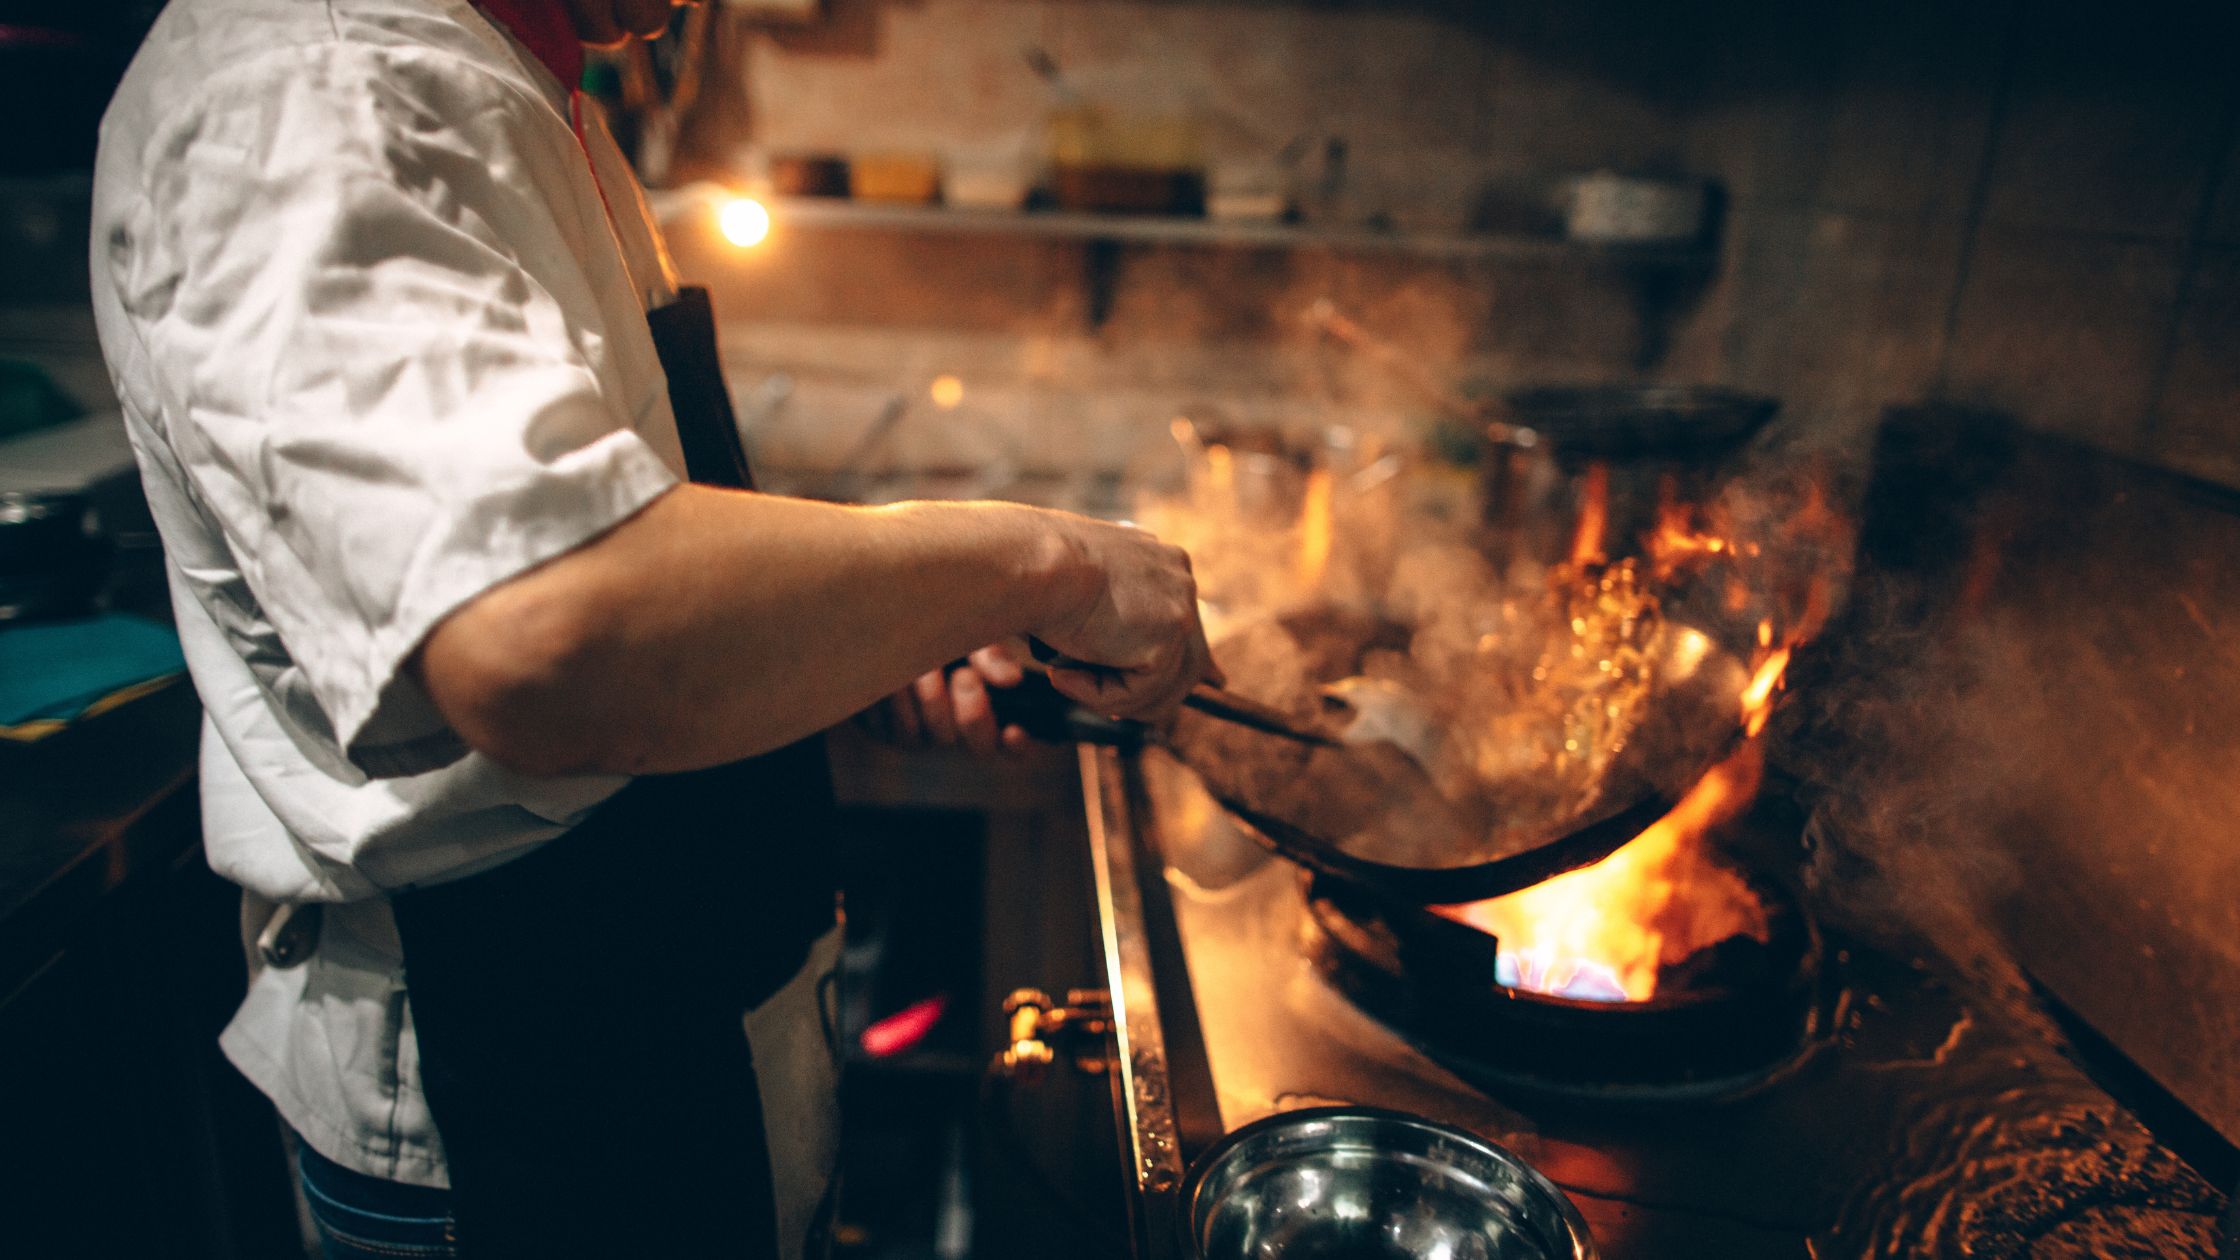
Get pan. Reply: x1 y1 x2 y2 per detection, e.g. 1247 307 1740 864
990 621 1759 905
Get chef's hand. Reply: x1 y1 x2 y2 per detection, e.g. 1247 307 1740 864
1033 519 1220 722
862 644 1031 757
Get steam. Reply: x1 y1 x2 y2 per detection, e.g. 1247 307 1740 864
1779 452 2240 1050
1783 579 2037 1004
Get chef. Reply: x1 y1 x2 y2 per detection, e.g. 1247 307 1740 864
89 0 1215 1257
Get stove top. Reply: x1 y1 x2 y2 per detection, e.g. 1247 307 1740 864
1082 746 2225 1258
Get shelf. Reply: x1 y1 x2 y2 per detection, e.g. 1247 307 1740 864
765 196 1710 268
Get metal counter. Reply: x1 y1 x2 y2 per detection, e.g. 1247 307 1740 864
1080 745 2226 1258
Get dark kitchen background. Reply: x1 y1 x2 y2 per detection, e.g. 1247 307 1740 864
3 0 2237 1258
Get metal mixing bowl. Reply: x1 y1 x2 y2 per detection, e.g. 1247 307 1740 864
1181 1107 1597 1260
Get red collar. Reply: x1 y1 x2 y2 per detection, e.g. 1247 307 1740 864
471 0 584 92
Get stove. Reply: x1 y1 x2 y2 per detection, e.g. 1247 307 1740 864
1300 862 1823 1102
1081 745 2226 1258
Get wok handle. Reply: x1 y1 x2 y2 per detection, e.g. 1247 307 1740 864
1024 637 1330 747
981 667 1149 749
1024 635 1120 680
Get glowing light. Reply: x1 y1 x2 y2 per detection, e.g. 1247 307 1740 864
1569 461 1610 565
1436 744 1772 1003
1741 647 1790 736
719 196 771 248
929 374 965 409
1497 945 1633 1002
1669 625 1713 679
1295 467 1335 591
858 994 947 1057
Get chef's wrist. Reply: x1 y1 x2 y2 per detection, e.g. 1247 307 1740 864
1010 506 1104 646
869 499 1098 647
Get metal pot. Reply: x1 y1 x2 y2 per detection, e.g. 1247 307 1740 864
1181 1107 1596 1260
1479 385 1778 570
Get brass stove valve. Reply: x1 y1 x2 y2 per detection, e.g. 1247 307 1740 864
995 987 1113 1084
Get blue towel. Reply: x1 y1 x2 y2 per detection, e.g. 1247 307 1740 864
0 614 187 739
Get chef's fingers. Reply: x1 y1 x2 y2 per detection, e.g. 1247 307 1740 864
1149 636 1211 723
968 642 1025 688
1047 664 1130 710
1047 639 1193 723
999 723 1032 757
1111 633 1208 725
947 665 1002 758
913 669 959 745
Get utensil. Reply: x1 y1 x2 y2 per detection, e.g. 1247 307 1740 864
1302 299 1539 450
1181 1106 1596 1260
1482 385 1779 570
1016 638 1333 748
1021 44 1082 108
1498 384 1776 464
997 611 1762 905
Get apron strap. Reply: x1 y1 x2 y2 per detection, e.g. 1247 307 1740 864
649 287 759 491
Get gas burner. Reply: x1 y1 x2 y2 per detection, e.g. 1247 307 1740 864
1302 862 1827 1103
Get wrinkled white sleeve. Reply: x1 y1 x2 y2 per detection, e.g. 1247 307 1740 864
109 45 679 777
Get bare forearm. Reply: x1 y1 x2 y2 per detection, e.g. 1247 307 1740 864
418 485 1095 776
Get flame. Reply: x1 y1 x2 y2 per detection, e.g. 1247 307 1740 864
929 374 964 410
1296 466 1335 591
1569 462 1610 565
1741 645 1790 737
1434 742 1772 1002
1646 498 1731 580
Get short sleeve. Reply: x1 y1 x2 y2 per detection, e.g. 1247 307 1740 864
110 45 680 776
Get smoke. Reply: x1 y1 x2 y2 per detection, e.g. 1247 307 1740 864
1780 575 2038 1005
1138 389 1866 881
1776 446 2240 1056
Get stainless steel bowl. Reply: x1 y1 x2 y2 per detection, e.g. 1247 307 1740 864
1181 1107 1597 1260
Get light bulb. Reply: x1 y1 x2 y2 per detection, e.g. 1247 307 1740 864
719 196 771 248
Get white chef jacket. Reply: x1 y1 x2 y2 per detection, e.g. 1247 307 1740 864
91 0 705 1188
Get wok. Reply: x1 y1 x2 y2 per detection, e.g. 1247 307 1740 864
993 620 1761 906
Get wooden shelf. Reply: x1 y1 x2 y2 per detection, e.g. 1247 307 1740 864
765 196 1709 268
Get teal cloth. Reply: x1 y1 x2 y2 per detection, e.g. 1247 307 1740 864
0 614 186 727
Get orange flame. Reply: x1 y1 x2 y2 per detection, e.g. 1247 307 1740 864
1296 466 1335 591
1742 643 1789 738
1646 498 1731 580
1434 741 1772 1002
1569 462 1610 565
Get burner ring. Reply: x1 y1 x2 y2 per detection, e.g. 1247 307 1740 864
1303 865 1827 1103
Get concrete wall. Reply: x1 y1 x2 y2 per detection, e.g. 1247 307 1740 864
1660 1 2240 483
671 0 2238 488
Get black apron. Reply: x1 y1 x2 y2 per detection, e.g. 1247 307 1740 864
391 286 840 1259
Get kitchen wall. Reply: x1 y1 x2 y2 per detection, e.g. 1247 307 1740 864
677 0 2240 489
1660 0 2240 484
674 0 1694 488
